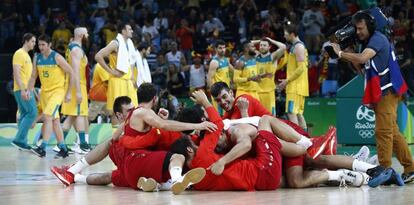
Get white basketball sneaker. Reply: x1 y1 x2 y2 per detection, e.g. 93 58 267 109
353 146 370 162
339 169 364 187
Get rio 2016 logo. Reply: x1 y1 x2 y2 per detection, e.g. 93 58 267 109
356 105 375 122
355 105 376 138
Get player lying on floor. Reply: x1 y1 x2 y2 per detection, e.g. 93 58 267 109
170 94 393 189
51 84 220 194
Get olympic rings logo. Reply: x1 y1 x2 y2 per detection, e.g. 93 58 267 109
358 130 375 138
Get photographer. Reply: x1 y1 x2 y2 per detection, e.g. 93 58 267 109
331 11 414 184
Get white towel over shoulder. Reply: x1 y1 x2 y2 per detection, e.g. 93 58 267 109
115 34 136 73
135 50 152 87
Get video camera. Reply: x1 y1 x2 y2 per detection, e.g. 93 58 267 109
325 7 390 59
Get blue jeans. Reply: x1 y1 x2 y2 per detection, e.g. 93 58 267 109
13 90 38 144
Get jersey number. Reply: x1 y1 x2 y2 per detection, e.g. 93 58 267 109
42 71 49 78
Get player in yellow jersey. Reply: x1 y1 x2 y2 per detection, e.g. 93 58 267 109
279 24 309 131
61 27 92 153
251 37 286 115
11 33 38 151
88 63 110 122
27 34 74 158
234 42 260 100
207 40 233 115
95 22 138 127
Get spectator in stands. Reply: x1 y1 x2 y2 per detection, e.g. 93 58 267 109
90 8 107 42
236 9 248 43
158 89 180 120
52 21 72 51
203 12 225 36
142 18 160 50
238 0 258 24
184 52 206 93
167 63 187 97
101 20 117 46
176 18 194 64
153 11 169 40
151 53 169 91
301 1 325 55
222 12 239 43
166 41 186 70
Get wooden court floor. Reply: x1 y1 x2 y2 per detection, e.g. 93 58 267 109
1 147 414 205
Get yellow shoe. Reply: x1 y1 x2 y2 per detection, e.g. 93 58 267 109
137 177 158 192
171 167 206 195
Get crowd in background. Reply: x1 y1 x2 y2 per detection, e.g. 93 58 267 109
2 0 414 101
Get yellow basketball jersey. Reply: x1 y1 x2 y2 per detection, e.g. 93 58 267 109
36 51 65 92
234 55 259 91
92 63 110 86
211 56 231 86
256 53 276 92
109 53 132 80
65 43 88 86
286 41 309 96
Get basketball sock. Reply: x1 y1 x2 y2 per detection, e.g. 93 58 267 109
85 134 89 144
74 174 87 184
327 170 341 181
352 159 376 172
57 142 67 151
68 157 90 175
63 131 69 140
159 180 173 191
78 131 86 144
296 135 312 149
169 166 182 182
40 141 47 149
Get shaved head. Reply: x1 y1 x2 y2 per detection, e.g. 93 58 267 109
74 27 87 37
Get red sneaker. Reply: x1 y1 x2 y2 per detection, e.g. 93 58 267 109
323 126 337 155
307 129 334 159
51 166 74 186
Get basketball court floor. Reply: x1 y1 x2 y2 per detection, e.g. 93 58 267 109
1 146 414 205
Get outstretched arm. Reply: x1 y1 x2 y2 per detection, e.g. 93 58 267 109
209 123 257 175
140 109 217 132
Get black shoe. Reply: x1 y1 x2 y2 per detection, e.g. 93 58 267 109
402 172 414 184
11 141 32 151
55 148 69 159
80 143 92 153
367 165 385 176
31 146 46 158
53 145 74 154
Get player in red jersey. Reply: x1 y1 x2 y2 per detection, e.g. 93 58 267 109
51 84 216 194
182 86 378 188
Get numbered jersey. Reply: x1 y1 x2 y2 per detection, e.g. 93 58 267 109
256 54 276 92
211 56 231 86
235 55 259 91
36 51 65 92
